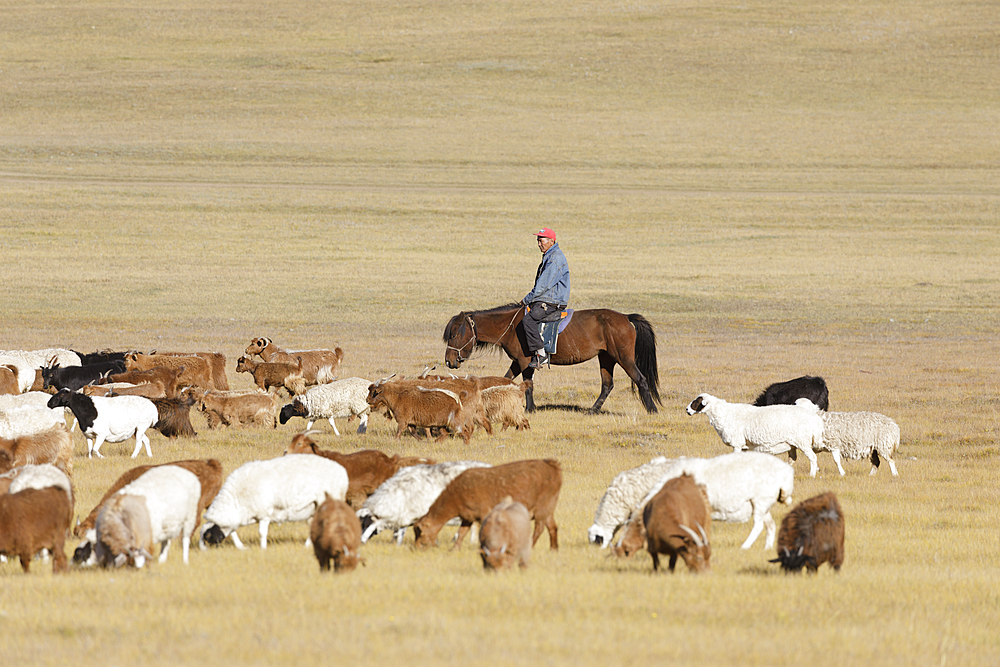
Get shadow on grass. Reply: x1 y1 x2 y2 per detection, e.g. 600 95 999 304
534 403 625 416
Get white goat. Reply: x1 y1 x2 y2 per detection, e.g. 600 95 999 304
687 392 824 477
278 377 371 435
357 460 492 544
588 456 677 548
620 451 795 550
94 465 202 567
0 405 67 439
201 454 349 550
46 389 159 459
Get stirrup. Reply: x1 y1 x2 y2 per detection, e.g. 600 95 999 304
529 352 549 369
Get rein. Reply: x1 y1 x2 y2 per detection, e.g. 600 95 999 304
447 308 522 362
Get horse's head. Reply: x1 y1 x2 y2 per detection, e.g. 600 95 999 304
443 313 476 369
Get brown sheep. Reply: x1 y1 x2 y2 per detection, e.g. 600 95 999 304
94 494 154 568
187 388 276 429
0 486 72 573
0 425 74 475
310 493 363 572
235 355 306 396
244 337 344 386
151 350 229 391
0 364 19 395
284 433 434 508
481 383 530 431
124 352 214 391
479 496 532 571
641 473 712 574
74 458 223 542
770 492 845 573
413 458 562 550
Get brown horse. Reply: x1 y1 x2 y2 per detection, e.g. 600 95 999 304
443 302 661 414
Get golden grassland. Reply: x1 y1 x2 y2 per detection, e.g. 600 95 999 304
1 0 999 664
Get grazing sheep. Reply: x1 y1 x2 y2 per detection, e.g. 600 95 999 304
588 456 676 548
0 405 67 439
279 377 372 435
413 459 562 551
0 486 72 573
2 464 73 503
357 460 492 544
310 493 363 572
244 337 344 386
93 465 202 567
284 433 433 507
0 425 74 475
817 408 900 476
771 492 845 573
686 392 824 477
753 375 830 411
479 496 532 571
641 474 712 574
73 459 224 565
47 389 159 458
236 355 306 396
201 454 348 550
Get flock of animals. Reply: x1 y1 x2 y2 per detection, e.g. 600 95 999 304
0 340 897 576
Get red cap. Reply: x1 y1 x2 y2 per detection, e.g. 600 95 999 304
535 227 556 240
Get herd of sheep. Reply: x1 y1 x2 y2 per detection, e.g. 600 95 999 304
0 343 898 576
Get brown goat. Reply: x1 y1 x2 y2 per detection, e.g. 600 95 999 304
188 388 276 428
106 366 184 398
479 496 533 571
235 355 306 396
83 382 166 400
124 352 214 391
74 458 223 541
367 380 481 443
151 396 197 438
0 486 72 573
244 337 343 386
481 383 530 431
0 364 19 395
284 433 434 507
771 492 845 573
0 425 74 475
151 350 229 391
413 458 562 550
641 474 712 574
310 493 363 572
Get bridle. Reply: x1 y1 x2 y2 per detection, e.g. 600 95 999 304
446 315 478 363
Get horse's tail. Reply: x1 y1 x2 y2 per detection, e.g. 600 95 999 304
628 314 661 412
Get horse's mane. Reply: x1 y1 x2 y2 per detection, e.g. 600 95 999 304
442 302 522 347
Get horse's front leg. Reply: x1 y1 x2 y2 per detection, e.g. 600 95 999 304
588 351 616 414
506 359 536 412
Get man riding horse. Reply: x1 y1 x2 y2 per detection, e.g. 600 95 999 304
522 227 570 369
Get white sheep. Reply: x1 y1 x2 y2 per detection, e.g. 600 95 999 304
1 391 80 433
94 465 202 567
0 405 67 439
819 408 900 476
46 389 159 458
0 353 40 393
278 377 371 435
687 392 824 477
588 456 677 548
4 464 73 501
201 454 349 550
619 451 795 551
357 460 491 544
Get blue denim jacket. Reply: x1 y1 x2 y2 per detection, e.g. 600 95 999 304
523 242 570 307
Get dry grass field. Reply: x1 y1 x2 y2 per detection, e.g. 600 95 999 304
1 0 999 664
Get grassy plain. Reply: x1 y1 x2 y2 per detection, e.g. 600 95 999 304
1 0 999 664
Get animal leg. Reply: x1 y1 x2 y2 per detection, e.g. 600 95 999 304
158 539 171 563
450 521 473 550
129 431 145 458
545 517 559 550
650 552 660 571
394 527 406 545
258 519 270 549
741 514 765 550
588 351 616 414
802 448 819 477
530 518 546 546
356 413 368 435
762 512 777 550
91 436 106 459
181 534 190 564
831 449 846 476
668 553 678 572
230 530 247 550
887 457 899 476
328 416 341 436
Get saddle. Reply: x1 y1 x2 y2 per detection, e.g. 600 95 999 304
539 308 574 355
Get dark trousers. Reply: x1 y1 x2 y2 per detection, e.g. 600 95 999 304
524 302 562 353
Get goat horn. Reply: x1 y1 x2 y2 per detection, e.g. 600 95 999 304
696 521 709 546
677 524 704 548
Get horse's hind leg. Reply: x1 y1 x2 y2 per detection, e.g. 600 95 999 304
588 352 616 414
